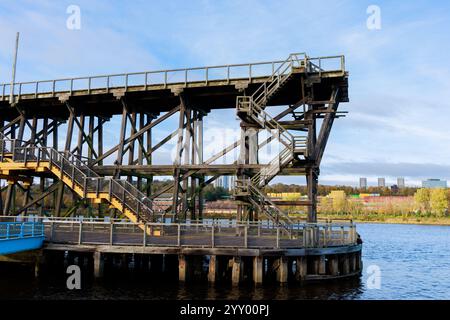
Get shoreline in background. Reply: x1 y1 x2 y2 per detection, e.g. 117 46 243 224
321 215 450 226
202 211 450 227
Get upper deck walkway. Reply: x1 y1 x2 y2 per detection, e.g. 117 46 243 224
0 54 348 120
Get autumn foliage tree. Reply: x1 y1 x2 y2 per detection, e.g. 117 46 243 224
429 189 448 217
414 188 430 213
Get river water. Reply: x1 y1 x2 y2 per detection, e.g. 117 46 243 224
0 223 449 300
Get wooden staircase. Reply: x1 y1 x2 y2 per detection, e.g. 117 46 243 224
234 54 313 232
0 136 162 232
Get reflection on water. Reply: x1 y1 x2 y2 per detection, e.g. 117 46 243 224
1 223 449 300
0 269 365 300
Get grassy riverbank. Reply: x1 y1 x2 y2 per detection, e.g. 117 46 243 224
203 211 450 226
319 214 450 226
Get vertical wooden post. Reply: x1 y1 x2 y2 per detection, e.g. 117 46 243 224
307 168 318 223
178 254 188 282
231 256 243 286
295 256 307 281
355 251 362 272
328 255 339 276
39 118 48 215
3 181 14 215
253 256 263 284
319 255 326 275
88 116 95 161
350 252 356 272
93 251 104 278
137 113 144 191
342 254 350 275
208 255 218 283
76 114 85 159
146 114 153 198
181 108 191 219
127 112 136 183
276 256 288 283
197 113 204 220
115 100 128 179
97 117 103 165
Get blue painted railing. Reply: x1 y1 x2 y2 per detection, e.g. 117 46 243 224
0 222 45 255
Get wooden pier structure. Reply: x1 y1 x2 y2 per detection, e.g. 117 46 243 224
0 53 360 284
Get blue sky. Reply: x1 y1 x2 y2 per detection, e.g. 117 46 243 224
1 0 450 186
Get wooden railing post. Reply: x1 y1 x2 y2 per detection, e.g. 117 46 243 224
78 221 83 244
242 226 247 248
109 223 113 245
143 223 147 247
50 221 54 241
276 227 280 248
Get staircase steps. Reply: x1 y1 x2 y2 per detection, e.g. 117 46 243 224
0 135 161 233
234 54 317 231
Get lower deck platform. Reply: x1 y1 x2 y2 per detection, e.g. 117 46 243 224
0 217 362 284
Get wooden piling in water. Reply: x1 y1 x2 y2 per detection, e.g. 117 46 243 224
231 256 243 286
276 257 288 283
253 256 263 284
93 251 104 278
208 255 218 283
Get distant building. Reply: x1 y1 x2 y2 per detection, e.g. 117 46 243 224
213 176 224 189
359 177 367 189
229 176 236 190
213 176 235 191
397 177 405 189
378 178 385 188
422 179 447 189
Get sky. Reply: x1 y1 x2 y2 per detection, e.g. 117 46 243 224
1 0 450 187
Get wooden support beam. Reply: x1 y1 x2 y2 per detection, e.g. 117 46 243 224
90 105 180 166
314 88 340 165
306 167 318 223
115 99 128 178
16 182 60 214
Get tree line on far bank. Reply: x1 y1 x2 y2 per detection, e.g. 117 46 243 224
318 188 449 218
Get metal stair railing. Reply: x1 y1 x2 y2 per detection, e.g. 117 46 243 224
246 185 293 235
251 146 293 187
236 53 307 149
0 136 163 223
236 54 309 184
233 55 311 230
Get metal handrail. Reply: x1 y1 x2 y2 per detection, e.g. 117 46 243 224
0 215 355 227
0 54 345 101
45 219 357 249
0 222 44 240
233 54 316 230
0 136 165 222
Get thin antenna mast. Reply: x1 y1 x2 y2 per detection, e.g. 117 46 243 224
10 32 20 105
